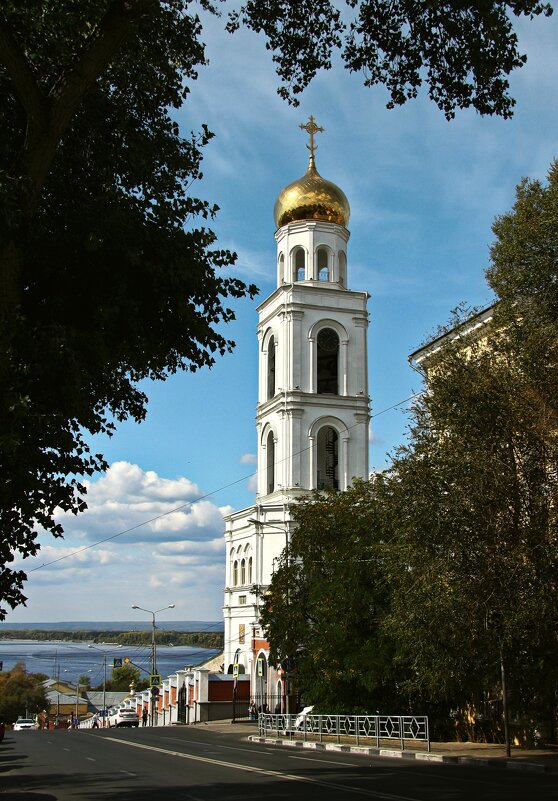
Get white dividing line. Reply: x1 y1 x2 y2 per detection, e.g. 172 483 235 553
287 755 360 766
85 757 96 762
105 736 422 801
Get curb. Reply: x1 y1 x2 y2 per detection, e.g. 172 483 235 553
248 735 558 774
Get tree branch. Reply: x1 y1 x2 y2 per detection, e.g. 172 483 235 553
0 13 47 128
49 0 158 130
20 0 158 215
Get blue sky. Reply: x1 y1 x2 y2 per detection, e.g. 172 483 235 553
6 9 558 625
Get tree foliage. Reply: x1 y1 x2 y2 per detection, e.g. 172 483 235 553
0 1 256 617
104 662 147 691
0 2 553 617
0 662 48 723
261 480 401 713
230 1 553 118
78 674 92 691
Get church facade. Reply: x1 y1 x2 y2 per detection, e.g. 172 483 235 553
223 118 370 706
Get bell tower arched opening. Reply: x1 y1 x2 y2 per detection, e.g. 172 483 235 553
317 247 329 281
294 248 305 281
267 335 276 400
266 430 275 494
317 426 339 491
317 327 339 394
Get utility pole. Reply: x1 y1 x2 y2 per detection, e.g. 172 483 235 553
499 637 511 758
102 652 107 729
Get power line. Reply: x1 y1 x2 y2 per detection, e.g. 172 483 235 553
27 392 419 573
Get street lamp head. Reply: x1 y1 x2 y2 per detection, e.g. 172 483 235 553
131 604 139 609
168 604 176 609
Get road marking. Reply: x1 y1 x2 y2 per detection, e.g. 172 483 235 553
120 770 136 776
105 737 422 801
85 757 96 762
288 755 360 766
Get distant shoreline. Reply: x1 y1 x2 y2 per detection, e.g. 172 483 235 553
0 620 223 632
0 628 224 650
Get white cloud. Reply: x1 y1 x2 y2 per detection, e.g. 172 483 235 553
240 453 257 464
47 461 228 545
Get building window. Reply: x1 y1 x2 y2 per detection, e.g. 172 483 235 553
317 247 329 280
317 327 339 394
266 430 275 493
248 556 253 584
233 560 238 586
317 426 339 490
267 335 275 400
240 558 246 585
294 248 305 281
239 624 246 644
239 595 247 605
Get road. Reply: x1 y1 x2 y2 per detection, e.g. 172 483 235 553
2 726 555 801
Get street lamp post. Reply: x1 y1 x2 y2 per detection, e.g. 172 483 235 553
131 603 175 725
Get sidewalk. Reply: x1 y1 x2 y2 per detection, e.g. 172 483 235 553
199 721 558 774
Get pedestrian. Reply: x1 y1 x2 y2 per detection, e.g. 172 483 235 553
142 707 148 726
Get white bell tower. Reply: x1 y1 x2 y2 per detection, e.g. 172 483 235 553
223 118 370 693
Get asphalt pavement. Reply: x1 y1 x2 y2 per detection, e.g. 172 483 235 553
200 719 558 774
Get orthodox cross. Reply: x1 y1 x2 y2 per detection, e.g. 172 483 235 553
299 115 324 157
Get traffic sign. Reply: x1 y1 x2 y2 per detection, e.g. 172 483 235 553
233 663 239 679
113 657 123 668
150 673 161 687
151 685 160 697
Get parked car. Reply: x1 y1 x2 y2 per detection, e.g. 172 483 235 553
107 707 139 728
13 718 39 731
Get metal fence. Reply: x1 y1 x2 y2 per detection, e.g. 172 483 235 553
233 693 285 722
259 713 430 751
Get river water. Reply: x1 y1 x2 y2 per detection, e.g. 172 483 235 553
0 639 220 684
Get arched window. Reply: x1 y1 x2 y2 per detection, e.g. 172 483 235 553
317 327 339 394
267 335 275 400
266 430 275 493
338 251 347 286
317 247 329 281
240 558 246 585
294 248 305 281
248 556 253 584
278 253 285 282
317 426 339 491
233 560 238 586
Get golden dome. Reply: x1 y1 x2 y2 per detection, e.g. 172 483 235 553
274 154 350 229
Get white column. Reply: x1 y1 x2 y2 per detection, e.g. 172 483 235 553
308 435 316 489
342 435 349 490
309 337 316 393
